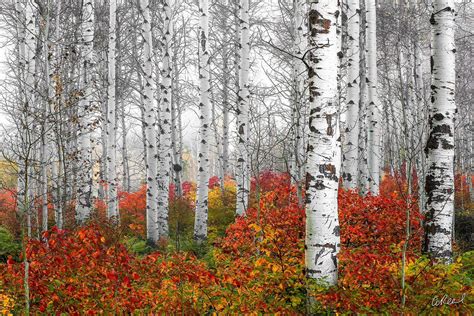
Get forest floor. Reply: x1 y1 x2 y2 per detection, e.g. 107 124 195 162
0 172 473 314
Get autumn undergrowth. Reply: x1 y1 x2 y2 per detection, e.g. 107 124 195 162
0 172 473 314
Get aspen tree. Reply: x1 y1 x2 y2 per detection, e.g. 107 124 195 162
342 0 360 189
290 0 306 205
76 0 95 224
194 0 211 242
305 0 341 285
106 0 119 222
139 0 159 243
157 0 173 238
235 0 250 216
366 0 381 195
424 0 456 262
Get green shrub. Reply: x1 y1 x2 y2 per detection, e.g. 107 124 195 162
0 227 20 262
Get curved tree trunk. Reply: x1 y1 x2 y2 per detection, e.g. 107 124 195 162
305 0 341 286
423 0 456 263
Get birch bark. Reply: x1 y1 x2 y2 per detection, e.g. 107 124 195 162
305 0 341 285
25 0 37 236
76 0 95 224
357 0 369 195
342 0 360 189
424 0 455 262
194 0 211 242
106 0 119 222
139 0 159 243
366 0 381 195
235 0 250 216
157 0 173 238
290 0 306 205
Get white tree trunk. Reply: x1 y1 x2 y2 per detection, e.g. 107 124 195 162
366 0 381 195
139 0 159 243
15 0 31 237
50 0 63 229
342 0 360 190
15 0 26 218
305 0 341 285
424 0 455 262
219 1 230 191
24 0 37 237
358 0 369 195
235 0 250 216
194 0 211 242
171 52 183 198
41 0 58 234
157 0 173 239
290 0 306 205
76 0 95 224
106 0 119 222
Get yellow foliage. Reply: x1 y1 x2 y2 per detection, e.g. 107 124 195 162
0 293 14 316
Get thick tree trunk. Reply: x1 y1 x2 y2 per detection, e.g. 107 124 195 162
342 0 360 190
235 0 250 216
305 0 341 286
423 0 456 263
194 0 211 243
76 0 95 224
140 0 159 243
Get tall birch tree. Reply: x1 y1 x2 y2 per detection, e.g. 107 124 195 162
157 0 173 238
305 0 341 285
290 0 306 205
106 0 119 222
76 0 95 224
194 0 211 243
235 0 250 216
366 0 381 195
139 0 159 243
423 0 456 262
342 0 360 189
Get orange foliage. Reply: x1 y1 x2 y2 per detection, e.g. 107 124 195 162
0 173 472 314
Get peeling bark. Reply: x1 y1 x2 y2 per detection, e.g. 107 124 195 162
342 0 360 190
194 0 211 243
75 0 95 224
305 0 341 286
235 0 250 216
157 0 173 239
423 0 455 263
139 0 159 243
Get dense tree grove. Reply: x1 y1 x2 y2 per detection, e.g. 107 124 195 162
0 0 472 314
